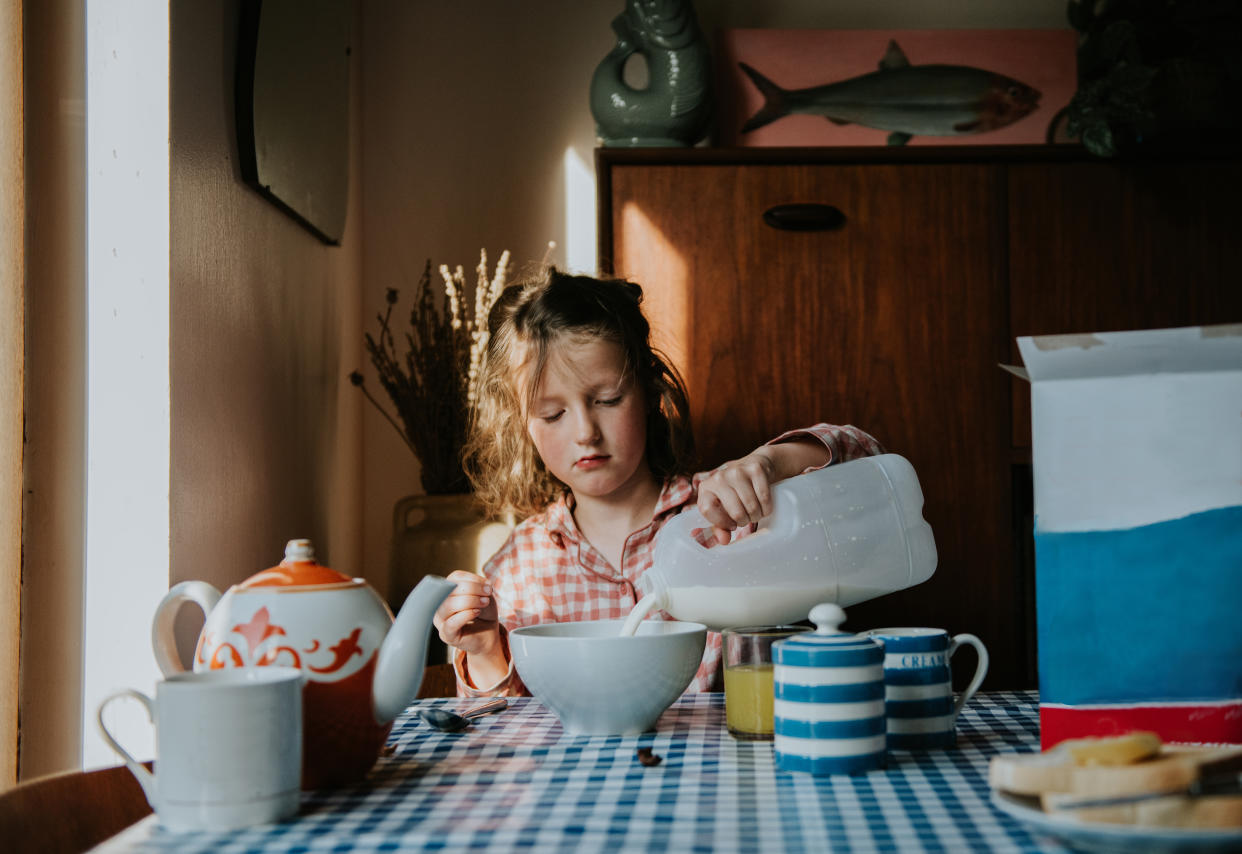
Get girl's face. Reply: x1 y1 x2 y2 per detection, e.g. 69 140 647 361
522 336 652 504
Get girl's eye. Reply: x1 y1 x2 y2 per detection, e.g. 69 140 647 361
596 396 622 406
540 411 564 423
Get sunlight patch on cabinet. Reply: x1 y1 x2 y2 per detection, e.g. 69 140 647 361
617 201 689 385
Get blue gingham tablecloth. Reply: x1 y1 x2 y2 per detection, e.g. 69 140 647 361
96 690 1080 853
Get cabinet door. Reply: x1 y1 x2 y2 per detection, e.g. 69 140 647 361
607 162 1029 688
1008 161 1242 448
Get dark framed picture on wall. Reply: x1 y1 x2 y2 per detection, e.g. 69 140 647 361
235 0 351 245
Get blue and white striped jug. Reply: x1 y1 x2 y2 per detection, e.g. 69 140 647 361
773 603 886 775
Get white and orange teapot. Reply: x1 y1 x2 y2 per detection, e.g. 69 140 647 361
151 539 455 789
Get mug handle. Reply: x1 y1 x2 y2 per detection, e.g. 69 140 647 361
948 633 989 721
96 689 158 807
151 581 221 675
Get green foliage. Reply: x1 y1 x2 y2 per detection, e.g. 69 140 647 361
1063 0 1242 156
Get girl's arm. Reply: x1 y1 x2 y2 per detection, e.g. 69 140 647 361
695 423 883 543
436 531 536 698
434 569 520 697
772 423 884 467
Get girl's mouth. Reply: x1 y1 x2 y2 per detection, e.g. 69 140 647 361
575 455 609 470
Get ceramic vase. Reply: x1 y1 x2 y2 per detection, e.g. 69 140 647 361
590 0 713 147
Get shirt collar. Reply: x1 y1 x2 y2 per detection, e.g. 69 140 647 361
544 491 577 548
542 475 695 548
654 474 694 519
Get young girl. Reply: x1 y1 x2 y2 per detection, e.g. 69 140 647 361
432 267 883 696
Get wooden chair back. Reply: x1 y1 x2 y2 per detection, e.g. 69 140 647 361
0 764 152 853
417 661 457 697
0 665 457 851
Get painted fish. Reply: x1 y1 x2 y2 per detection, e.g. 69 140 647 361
740 40 1041 145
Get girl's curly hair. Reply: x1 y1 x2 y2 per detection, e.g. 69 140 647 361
462 266 696 519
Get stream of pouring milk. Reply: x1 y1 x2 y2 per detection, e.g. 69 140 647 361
618 593 659 636
619 584 889 635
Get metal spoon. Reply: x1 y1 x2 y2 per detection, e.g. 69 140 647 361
418 697 508 732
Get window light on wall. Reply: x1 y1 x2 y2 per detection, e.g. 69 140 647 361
83 0 170 769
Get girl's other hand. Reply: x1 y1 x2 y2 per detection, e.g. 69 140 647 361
432 569 501 656
695 450 777 545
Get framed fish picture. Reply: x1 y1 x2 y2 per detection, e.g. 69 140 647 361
714 29 1078 147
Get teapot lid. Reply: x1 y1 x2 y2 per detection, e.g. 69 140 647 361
238 539 355 588
772 603 884 668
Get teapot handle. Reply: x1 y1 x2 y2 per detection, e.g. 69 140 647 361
151 581 221 675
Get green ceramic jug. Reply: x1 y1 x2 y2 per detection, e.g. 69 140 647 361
589 0 713 147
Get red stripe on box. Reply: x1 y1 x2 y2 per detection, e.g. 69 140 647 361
1040 702 1242 750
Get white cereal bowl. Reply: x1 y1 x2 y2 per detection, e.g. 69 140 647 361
509 619 707 736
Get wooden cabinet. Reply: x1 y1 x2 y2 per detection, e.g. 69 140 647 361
1007 159 1242 446
597 146 1242 690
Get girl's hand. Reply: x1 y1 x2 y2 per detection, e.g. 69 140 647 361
696 450 778 545
432 570 501 657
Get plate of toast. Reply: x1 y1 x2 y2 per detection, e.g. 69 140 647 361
989 732 1242 853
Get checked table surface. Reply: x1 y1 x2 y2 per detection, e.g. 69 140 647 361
96 690 1088 853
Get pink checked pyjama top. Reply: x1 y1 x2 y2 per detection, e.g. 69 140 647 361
453 423 885 697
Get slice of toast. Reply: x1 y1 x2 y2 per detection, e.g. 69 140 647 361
991 736 1242 829
1060 744 1242 800
988 732 1165 796
989 741 1079 795
1041 791 1242 829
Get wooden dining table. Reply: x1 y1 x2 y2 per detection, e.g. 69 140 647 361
90 690 1114 852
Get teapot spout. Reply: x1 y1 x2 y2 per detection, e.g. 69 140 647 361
372 575 458 724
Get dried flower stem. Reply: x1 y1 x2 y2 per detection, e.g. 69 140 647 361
353 251 512 495
352 376 417 458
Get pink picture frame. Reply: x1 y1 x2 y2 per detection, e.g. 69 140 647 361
714 29 1078 147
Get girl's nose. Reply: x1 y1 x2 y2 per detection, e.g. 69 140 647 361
571 407 601 444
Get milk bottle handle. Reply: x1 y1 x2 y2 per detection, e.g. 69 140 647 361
665 503 785 557
664 507 712 551
949 633 989 720
96 689 159 807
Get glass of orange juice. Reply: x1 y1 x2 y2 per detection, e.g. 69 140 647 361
722 625 811 740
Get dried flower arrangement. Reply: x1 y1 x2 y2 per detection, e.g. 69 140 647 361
350 249 512 495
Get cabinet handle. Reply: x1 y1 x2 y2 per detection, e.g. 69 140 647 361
762 203 846 232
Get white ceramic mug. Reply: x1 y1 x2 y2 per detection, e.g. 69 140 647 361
96 667 304 831
863 628 988 750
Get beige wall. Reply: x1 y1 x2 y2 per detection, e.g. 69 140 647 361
357 1 618 598
19 0 87 781
1 0 24 788
168 0 365 635
20 0 365 778
356 0 1068 593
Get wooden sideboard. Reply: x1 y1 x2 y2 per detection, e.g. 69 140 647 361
597 145 1242 690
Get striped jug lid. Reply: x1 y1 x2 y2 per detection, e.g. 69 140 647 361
773 603 884 667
